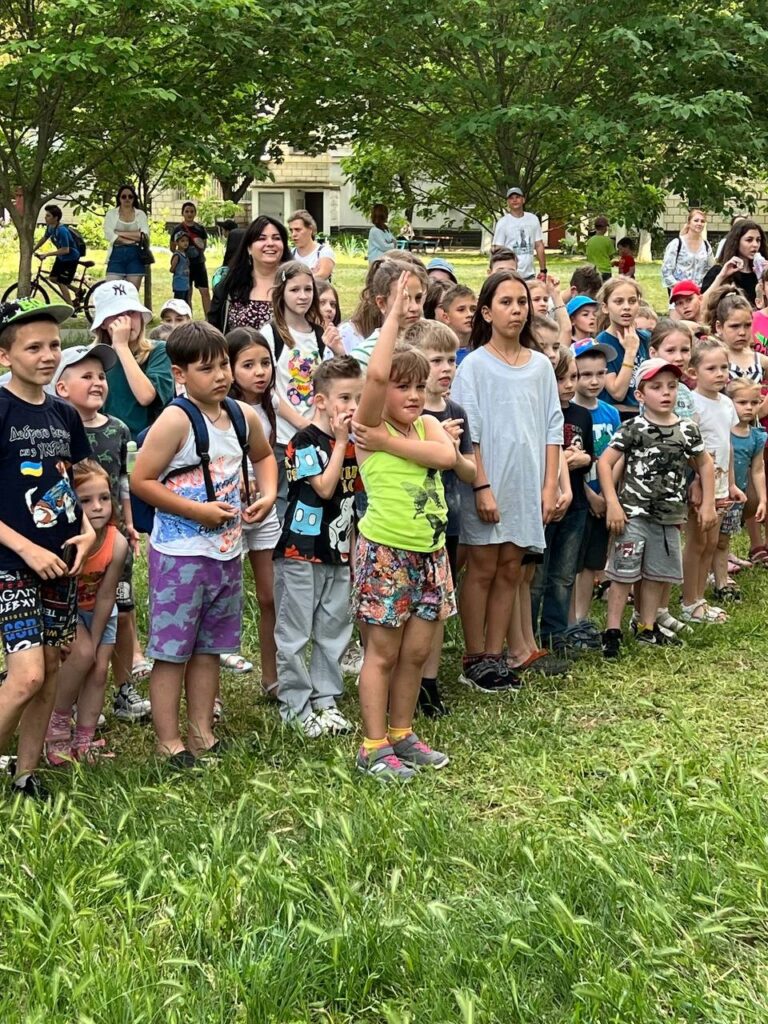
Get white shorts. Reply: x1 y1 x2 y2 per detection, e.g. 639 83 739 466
243 508 281 552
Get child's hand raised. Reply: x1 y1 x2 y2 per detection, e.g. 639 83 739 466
351 420 391 452
106 314 134 348
322 324 345 357
441 418 464 443
386 271 415 328
195 501 237 529
330 409 353 442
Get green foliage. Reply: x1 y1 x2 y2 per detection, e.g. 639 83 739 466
196 198 244 228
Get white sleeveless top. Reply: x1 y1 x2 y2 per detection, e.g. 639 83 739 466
150 416 248 560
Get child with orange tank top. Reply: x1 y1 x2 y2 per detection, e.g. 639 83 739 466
44 461 128 764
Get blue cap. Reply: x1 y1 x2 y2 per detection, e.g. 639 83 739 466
426 258 457 283
572 338 617 361
566 295 599 318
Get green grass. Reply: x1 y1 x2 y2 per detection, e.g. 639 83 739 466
0 247 673 325
3 550 768 1022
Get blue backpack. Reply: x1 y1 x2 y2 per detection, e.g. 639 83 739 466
130 396 250 535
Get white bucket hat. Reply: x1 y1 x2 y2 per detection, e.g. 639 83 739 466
91 280 151 331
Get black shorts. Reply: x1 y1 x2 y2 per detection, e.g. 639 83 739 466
50 258 78 285
116 543 135 612
578 514 610 572
0 568 77 655
445 534 458 583
188 259 209 289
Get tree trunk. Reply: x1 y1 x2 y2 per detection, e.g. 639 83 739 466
218 177 253 206
143 194 153 307
12 198 40 295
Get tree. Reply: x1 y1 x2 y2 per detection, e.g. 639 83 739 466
338 0 767 232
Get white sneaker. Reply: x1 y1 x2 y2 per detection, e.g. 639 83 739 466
340 641 364 675
299 712 325 739
316 706 353 735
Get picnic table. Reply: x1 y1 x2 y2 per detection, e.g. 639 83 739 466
397 235 452 253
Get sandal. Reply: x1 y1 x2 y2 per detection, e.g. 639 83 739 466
749 546 768 566
712 584 741 603
131 657 153 681
72 738 115 764
726 558 743 575
219 653 253 674
261 681 279 701
680 599 728 624
731 555 753 568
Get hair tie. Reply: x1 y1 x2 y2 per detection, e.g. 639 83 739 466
281 270 286 282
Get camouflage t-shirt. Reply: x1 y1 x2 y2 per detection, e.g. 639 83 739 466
609 415 704 524
85 414 129 505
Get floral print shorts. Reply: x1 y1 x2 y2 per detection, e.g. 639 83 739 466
351 536 456 628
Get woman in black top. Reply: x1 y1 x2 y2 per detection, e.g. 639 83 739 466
701 219 768 307
170 202 210 313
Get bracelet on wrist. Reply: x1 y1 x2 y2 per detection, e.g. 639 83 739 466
552 304 565 311
622 361 634 370
473 483 491 493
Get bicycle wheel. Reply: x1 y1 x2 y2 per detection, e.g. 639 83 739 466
2 281 50 304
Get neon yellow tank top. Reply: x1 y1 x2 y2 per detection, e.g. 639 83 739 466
358 418 448 552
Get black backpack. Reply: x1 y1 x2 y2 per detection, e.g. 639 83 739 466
269 318 325 361
130 396 250 534
67 225 87 257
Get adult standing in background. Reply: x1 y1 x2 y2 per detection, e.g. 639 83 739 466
367 204 396 263
103 184 150 290
289 209 336 278
218 219 245 266
661 208 714 293
491 187 545 280
170 202 210 314
585 216 616 281
701 219 768 307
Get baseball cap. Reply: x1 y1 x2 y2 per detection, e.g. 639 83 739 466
216 219 238 231
572 338 617 361
670 280 701 300
426 258 457 283
90 281 151 331
0 296 73 334
636 357 682 383
566 295 599 318
160 298 192 318
50 343 118 388
506 187 525 198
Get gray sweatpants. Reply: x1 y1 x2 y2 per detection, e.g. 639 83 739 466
273 558 353 722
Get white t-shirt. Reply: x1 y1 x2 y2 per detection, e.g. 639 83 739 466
260 322 321 445
291 242 335 274
691 391 738 498
492 211 543 279
339 320 364 354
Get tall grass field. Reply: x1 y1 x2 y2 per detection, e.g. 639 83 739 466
3 244 767 1022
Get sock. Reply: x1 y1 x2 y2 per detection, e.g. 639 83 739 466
362 736 389 755
462 653 483 667
420 676 438 695
388 725 412 742
73 724 95 749
47 707 72 741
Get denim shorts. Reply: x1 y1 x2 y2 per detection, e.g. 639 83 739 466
78 606 118 646
107 244 145 277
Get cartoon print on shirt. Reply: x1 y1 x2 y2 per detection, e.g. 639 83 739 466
286 348 319 408
327 496 353 559
25 460 78 528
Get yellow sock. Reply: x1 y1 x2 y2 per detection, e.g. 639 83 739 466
363 736 389 755
388 726 412 742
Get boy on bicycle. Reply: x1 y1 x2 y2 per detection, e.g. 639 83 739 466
32 205 81 303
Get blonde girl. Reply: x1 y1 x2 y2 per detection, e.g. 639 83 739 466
596 277 649 416
349 258 428 371
727 378 768 566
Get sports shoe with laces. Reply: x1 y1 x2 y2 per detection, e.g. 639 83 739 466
635 623 683 647
602 628 623 659
417 678 449 717
391 731 449 769
561 621 602 650
459 656 519 693
113 682 151 722
356 744 416 780
316 706 353 734
10 771 51 801
340 641 364 675
295 712 324 739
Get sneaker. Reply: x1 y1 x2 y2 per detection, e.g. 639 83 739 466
316 706 353 735
655 608 692 635
516 650 570 677
631 613 677 642
459 656 520 693
355 744 416 781
10 772 51 801
340 641 364 675
391 731 449 769
296 712 325 739
417 679 449 718
602 628 623 659
562 621 602 650
113 682 151 722
636 623 683 648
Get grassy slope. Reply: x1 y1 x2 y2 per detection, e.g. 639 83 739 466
4 248 768 1023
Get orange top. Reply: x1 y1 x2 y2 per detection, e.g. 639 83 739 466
77 524 118 612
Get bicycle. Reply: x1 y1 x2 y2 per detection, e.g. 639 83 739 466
2 256 106 323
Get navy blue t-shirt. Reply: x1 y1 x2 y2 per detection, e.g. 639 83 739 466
44 225 80 263
425 398 473 537
0 390 90 571
599 328 651 409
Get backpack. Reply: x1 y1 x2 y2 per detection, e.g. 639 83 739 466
130 396 250 535
66 225 87 258
269 318 325 361
672 235 710 273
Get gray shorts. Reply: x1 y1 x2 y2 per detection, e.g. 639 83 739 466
604 517 682 585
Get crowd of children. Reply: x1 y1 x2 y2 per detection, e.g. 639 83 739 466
1 211 768 796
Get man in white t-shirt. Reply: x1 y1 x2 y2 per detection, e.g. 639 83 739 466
491 187 545 280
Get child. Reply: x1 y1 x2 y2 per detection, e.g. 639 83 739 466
52 344 150 722
44 461 128 764
530 276 574 348
170 233 191 303
452 270 562 692
635 302 658 332
532 314 562 365
570 339 620 647
259 261 326 518
681 338 743 623
598 358 715 657
560 265 603 306
436 285 476 348
349 258 428 372
727 379 768 567
566 295 598 342
0 298 95 799
160 298 193 328
488 248 518 274
405 319 477 713
530 349 593 654
316 279 345 357
273 356 363 736
711 288 768 394
227 327 282 696
130 322 278 765
351 273 457 779
615 237 636 278
669 281 702 324
596 277 650 417
585 216 616 281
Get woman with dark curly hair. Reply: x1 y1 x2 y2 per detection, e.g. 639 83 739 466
701 220 768 307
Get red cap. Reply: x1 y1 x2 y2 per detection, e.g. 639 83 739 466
670 280 701 300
